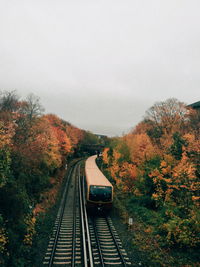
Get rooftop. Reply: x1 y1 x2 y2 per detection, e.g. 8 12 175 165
188 101 200 109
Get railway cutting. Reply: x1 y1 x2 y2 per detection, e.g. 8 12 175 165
43 158 132 266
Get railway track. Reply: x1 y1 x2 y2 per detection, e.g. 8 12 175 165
43 160 132 266
43 162 83 266
88 216 131 266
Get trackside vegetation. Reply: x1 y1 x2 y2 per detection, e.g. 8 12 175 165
0 90 101 266
100 98 200 266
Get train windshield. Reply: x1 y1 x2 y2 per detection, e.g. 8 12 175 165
89 185 112 202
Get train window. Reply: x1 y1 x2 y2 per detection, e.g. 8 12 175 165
89 185 112 202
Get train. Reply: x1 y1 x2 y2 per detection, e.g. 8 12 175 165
85 155 113 213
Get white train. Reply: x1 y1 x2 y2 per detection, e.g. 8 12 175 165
85 155 113 212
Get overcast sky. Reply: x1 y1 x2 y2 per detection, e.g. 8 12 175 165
0 1 199 136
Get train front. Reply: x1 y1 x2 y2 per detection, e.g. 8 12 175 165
87 184 113 212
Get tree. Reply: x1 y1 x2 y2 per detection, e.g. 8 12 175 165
0 89 86 265
145 98 187 135
66 125 84 147
170 132 187 160
44 114 72 158
125 132 156 166
0 90 19 112
0 121 14 188
186 108 200 136
21 93 44 122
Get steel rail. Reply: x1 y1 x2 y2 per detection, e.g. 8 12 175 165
106 216 128 267
71 164 78 267
46 163 76 266
82 174 94 267
92 218 105 267
78 167 88 267
47 168 72 266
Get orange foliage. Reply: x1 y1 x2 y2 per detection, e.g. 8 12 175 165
183 133 200 153
66 125 84 147
103 98 200 247
102 147 109 165
172 152 196 182
131 121 152 135
150 151 199 211
109 162 120 185
0 121 15 149
14 117 62 169
113 149 121 162
118 162 138 192
43 114 72 159
53 127 71 154
125 133 156 165
159 133 174 152
43 114 63 128
107 149 122 186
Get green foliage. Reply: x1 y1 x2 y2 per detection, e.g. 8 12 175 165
0 179 33 266
129 195 156 209
163 216 200 247
136 156 161 197
117 140 130 163
170 132 187 160
77 131 103 155
128 201 164 227
11 152 51 201
103 137 130 164
17 172 50 201
0 181 30 221
109 137 121 149
0 90 19 112
81 131 100 145
0 149 11 188
146 124 163 140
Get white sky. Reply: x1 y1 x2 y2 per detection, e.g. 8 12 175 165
0 0 199 136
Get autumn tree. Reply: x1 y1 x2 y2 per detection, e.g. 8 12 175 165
66 125 84 147
44 114 72 160
186 107 200 136
102 97 200 248
125 132 156 166
0 121 14 188
145 98 187 135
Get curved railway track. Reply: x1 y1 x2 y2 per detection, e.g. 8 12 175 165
43 160 132 266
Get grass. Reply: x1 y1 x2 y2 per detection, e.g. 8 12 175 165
114 192 200 266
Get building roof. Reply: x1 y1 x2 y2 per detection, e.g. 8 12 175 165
188 101 200 109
